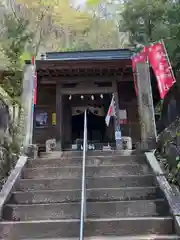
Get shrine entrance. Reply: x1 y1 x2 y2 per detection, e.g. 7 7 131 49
70 93 115 150
72 111 106 141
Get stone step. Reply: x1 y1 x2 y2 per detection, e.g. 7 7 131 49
21 236 180 240
86 150 136 157
0 217 175 238
16 175 157 191
40 150 135 159
3 199 168 221
61 150 136 158
28 155 146 168
39 151 63 158
9 186 162 204
22 165 151 179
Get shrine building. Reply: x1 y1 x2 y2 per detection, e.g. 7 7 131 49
33 49 141 150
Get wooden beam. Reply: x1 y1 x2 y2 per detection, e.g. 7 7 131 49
36 59 131 70
40 76 114 84
70 99 104 106
40 75 133 84
40 80 56 84
60 87 113 95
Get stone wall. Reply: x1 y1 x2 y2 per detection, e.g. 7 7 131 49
0 86 19 190
0 146 18 190
156 116 180 186
157 84 180 133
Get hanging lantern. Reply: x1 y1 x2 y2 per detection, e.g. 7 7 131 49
81 95 84 99
100 94 103 99
91 95 94 100
69 95 72 100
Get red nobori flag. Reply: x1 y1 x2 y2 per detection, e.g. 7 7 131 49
105 95 115 127
131 48 147 95
147 41 176 99
33 71 37 105
32 56 35 65
32 56 37 105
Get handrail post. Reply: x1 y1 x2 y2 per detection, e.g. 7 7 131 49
79 109 87 240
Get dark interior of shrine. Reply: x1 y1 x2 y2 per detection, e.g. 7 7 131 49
72 112 106 142
71 93 113 145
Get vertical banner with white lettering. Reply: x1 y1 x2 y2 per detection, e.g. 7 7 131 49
147 41 176 99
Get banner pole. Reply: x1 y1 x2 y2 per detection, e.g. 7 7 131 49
30 56 36 144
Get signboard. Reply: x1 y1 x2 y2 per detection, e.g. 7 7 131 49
52 112 56 125
35 112 48 128
115 130 121 140
119 109 127 124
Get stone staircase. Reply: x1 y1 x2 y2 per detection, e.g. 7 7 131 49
0 151 179 239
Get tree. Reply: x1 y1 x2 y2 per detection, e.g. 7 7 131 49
10 0 54 56
84 0 130 49
15 0 129 52
165 1 180 76
14 0 92 52
0 3 34 161
119 0 180 78
0 12 33 98
119 0 168 47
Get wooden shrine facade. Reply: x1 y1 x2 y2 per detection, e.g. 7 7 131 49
33 49 141 150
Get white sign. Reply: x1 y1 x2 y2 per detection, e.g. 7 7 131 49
115 130 121 140
119 109 127 120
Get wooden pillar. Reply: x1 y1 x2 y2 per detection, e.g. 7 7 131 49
63 96 72 147
68 104 72 144
56 83 63 150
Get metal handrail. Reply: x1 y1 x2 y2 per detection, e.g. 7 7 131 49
79 110 87 240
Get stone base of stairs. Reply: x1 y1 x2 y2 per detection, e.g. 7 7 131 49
0 217 176 239
24 236 180 240
3 199 169 221
1 151 180 239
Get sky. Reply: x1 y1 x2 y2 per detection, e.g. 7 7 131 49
75 0 86 4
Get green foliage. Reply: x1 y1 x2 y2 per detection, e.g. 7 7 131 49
120 0 168 46
58 41 92 52
119 0 180 75
87 0 102 6
165 2 180 74
0 13 33 98
19 52 32 68
155 100 163 116
0 10 33 172
2 16 30 62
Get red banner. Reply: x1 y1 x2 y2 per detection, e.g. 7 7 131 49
132 48 147 95
32 56 35 65
147 41 176 99
33 72 37 105
32 56 37 105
